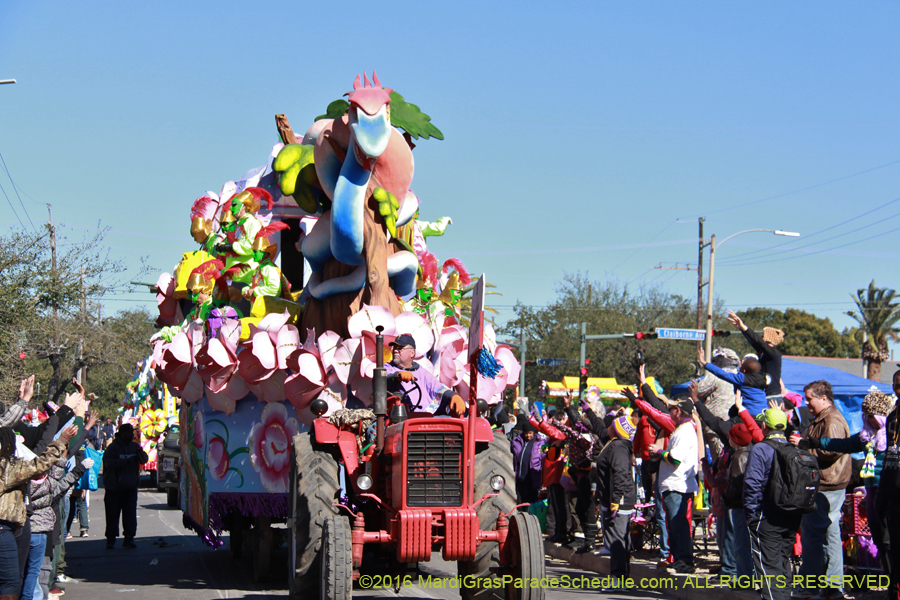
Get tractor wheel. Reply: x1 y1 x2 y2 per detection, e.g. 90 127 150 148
166 487 179 508
507 513 545 600
458 429 517 600
319 516 353 600
288 431 341 598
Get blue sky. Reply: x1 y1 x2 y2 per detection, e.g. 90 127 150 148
1 1 899 346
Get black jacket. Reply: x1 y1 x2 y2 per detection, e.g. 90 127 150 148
595 437 636 511
741 328 782 396
103 438 148 491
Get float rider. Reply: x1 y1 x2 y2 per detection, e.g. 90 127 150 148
385 334 465 417
214 187 271 284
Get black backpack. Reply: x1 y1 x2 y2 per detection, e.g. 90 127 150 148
763 438 820 514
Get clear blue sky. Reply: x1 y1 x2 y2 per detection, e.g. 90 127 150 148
2 1 899 347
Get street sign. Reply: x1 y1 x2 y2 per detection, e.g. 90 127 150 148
655 328 707 341
536 358 568 366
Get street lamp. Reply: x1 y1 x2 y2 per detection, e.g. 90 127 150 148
0 80 17 85
704 229 800 357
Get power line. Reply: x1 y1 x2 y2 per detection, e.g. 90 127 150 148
0 152 36 231
685 157 900 218
0 179 26 229
718 193 900 263
724 221 900 268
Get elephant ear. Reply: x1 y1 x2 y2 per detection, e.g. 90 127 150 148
395 311 435 359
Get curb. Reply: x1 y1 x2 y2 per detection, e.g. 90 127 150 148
544 542 759 600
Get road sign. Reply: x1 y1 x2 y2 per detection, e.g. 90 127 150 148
536 358 568 366
655 328 707 341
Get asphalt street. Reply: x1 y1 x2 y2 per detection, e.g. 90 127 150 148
59 488 673 600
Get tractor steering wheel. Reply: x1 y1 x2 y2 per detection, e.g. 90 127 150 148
399 376 425 412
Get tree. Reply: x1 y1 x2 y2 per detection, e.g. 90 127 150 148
845 280 900 381
735 307 861 359
499 274 700 402
0 225 151 404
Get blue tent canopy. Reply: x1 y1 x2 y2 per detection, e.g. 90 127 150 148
671 357 892 436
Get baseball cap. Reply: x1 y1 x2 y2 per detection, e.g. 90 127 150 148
389 334 416 350
763 408 787 431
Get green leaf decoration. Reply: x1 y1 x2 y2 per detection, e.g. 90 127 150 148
315 99 350 121
389 91 444 141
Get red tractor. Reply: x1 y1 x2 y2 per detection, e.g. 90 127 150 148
287 329 545 600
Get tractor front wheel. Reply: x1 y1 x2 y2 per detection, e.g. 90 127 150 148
457 429 517 600
319 516 353 600
288 432 341 598
507 513 546 600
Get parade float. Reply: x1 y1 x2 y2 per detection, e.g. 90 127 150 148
119 356 177 487
147 73 531 595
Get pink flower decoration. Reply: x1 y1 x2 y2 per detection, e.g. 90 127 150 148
205 374 248 416
207 436 229 480
196 318 241 393
249 403 299 493
247 369 288 403
284 350 327 410
236 311 296 385
193 412 205 449
155 272 183 327
158 322 206 402
294 372 345 426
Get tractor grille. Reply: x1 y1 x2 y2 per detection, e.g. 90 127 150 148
406 432 463 507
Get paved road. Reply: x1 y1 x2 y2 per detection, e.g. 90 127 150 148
60 489 672 599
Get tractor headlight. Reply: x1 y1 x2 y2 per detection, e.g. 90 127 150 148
357 474 374 491
490 475 505 491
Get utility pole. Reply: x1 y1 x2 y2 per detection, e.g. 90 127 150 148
48 204 60 400
78 267 86 384
518 325 526 397
697 217 705 330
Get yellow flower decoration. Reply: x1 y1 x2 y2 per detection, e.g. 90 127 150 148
140 409 167 438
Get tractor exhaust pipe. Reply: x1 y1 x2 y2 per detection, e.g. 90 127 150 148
373 326 387 454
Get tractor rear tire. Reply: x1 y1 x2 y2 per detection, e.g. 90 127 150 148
458 429 517 600
507 513 545 600
288 431 341 598
320 516 353 600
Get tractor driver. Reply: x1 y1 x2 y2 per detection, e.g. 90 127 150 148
386 334 466 417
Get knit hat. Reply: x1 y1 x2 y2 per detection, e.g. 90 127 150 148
763 408 787 431
613 415 637 440
522 422 537 434
762 327 785 346
728 423 753 447
862 390 895 416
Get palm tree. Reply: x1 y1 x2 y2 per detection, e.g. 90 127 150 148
845 280 900 381
459 282 501 329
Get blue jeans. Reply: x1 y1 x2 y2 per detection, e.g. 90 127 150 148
654 478 669 559
729 507 754 579
20 532 46 600
0 523 20 595
718 509 736 577
663 490 693 565
799 489 845 594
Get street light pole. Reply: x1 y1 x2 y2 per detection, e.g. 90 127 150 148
705 234 716 358
704 229 800 357
0 79 16 85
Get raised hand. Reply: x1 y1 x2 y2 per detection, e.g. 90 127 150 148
81 457 95 470
86 410 99 430
59 425 78 442
18 375 35 403
622 387 637 404
734 389 743 411
688 381 700 403
727 310 747 331
638 364 647 385
697 347 706 366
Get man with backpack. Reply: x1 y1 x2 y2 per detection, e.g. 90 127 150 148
744 408 820 600
795 380 850 600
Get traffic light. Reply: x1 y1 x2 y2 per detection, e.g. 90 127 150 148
711 330 731 338
634 331 658 340
579 359 590 398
